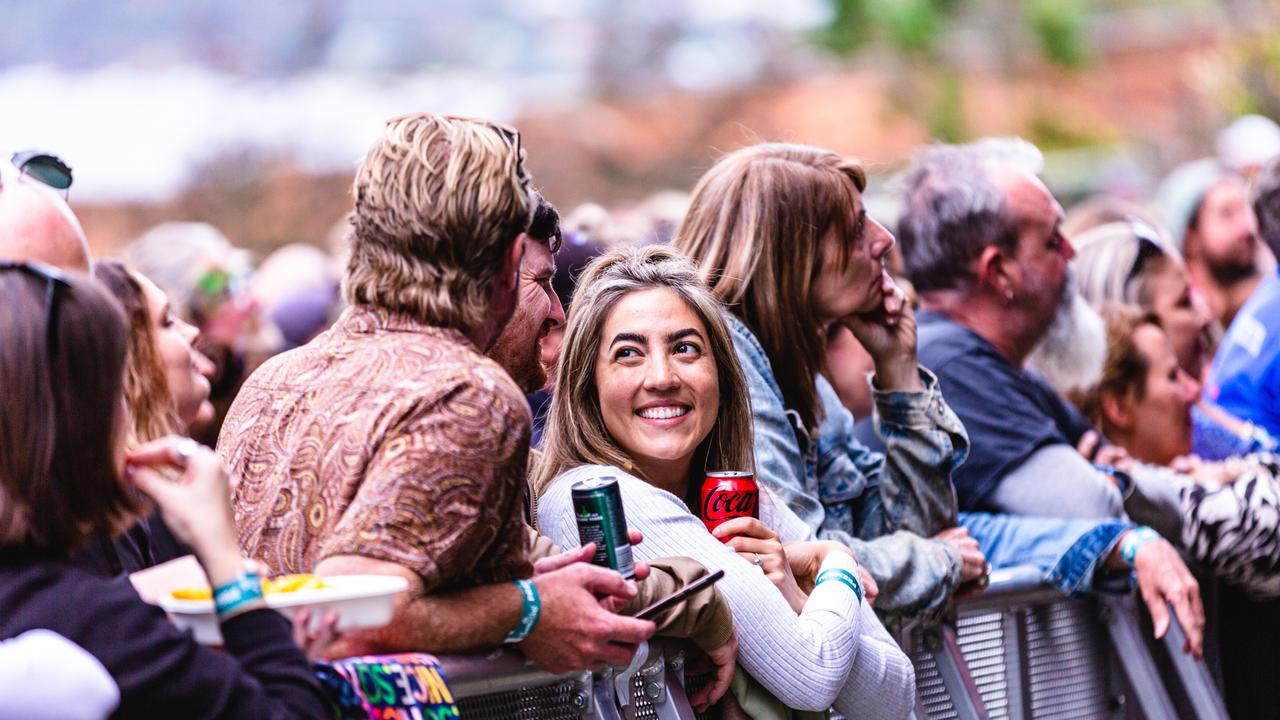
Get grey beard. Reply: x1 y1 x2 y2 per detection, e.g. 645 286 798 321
1026 275 1107 395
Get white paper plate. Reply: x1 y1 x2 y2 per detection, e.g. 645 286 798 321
158 574 410 645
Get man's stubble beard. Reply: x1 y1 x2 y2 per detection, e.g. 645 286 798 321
508 339 548 394
1203 239 1261 286
489 322 549 394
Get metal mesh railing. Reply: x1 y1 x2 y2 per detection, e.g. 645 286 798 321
906 565 1226 720
1021 601 1118 720
434 565 1225 720
456 680 591 720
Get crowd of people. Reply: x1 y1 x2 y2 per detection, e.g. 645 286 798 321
2 110 1280 719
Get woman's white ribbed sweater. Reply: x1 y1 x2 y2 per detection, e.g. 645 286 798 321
539 464 915 719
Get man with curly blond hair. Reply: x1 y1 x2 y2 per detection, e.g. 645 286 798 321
220 114 655 672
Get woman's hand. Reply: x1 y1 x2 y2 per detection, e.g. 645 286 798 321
840 273 923 393
688 630 738 713
782 540 852 593
783 540 878 606
712 517 805 613
292 609 342 662
1170 455 1242 486
126 436 243 585
934 527 987 584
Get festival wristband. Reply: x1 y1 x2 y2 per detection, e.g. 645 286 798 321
214 572 265 618
505 579 542 644
815 568 864 603
1120 526 1161 567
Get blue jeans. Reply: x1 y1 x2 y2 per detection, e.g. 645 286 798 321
960 512 1132 595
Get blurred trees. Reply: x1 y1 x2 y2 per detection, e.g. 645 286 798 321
817 0 1091 142
816 0 1277 154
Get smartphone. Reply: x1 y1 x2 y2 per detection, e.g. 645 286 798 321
633 569 725 620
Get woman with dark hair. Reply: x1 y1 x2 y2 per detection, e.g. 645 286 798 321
0 263 330 718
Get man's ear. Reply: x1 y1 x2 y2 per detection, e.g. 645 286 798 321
975 244 1014 299
501 233 528 293
1102 390 1135 433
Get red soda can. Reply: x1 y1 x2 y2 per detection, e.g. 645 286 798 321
700 471 759 538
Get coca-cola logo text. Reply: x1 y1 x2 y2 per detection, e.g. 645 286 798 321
702 489 759 521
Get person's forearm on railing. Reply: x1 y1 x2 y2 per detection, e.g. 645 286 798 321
314 554 654 673
314 562 518 658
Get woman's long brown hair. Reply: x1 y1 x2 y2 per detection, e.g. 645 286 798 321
673 143 868 431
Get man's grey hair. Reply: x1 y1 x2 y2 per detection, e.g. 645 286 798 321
1253 154 1280 257
896 137 1045 293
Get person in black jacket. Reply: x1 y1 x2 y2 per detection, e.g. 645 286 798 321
0 262 331 718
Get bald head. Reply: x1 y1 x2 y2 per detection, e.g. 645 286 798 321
0 161 90 272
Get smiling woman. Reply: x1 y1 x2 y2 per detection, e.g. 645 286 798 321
595 288 721 493
533 245 916 719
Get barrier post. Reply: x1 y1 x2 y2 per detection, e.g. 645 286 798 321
1097 593 1179 720
1160 607 1230 720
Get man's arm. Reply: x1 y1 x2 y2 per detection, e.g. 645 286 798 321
1123 463 1188 542
989 444 1126 518
315 554 654 674
314 555 518 658
991 444 1183 540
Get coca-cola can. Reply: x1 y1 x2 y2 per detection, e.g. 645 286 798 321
700 470 759 538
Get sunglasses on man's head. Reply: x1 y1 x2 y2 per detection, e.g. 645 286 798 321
4 151 74 198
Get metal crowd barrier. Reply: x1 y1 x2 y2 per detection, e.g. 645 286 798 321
440 640 698 720
903 565 1229 720
436 565 1226 719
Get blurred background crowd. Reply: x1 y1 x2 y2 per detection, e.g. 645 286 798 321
3 0 1278 249
5 0 1278 448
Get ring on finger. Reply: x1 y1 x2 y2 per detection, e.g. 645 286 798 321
752 553 764 567
173 438 199 467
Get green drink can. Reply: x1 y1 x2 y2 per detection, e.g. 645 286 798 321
571 476 636 579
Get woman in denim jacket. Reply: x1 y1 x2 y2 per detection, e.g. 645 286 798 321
672 143 1196 637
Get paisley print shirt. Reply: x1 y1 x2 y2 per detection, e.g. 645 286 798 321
218 306 532 590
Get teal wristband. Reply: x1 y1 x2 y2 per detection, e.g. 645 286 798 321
816 568 864 603
213 572 264 618
506 579 542 644
1120 526 1160 567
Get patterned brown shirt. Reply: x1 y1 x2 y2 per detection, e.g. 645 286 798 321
218 306 532 591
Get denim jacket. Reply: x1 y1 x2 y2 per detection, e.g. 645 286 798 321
726 313 971 622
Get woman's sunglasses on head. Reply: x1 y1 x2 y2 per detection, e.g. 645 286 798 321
0 260 72 358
